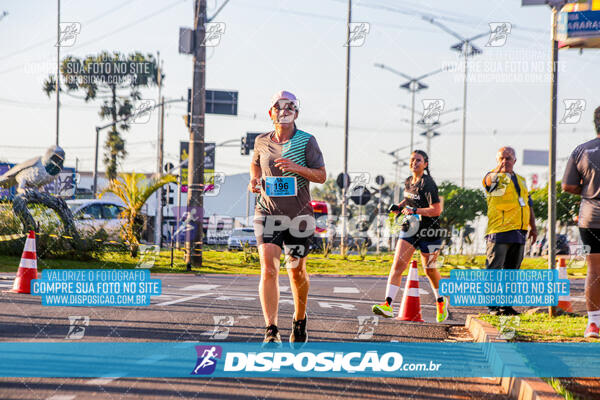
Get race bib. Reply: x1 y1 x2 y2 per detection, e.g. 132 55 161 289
265 176 297 197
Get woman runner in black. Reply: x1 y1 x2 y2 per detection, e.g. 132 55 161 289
249 90 326 346
372 150 448 322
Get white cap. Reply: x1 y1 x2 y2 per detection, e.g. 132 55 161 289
269 90 299 110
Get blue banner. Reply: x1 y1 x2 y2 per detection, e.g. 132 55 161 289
0 342 598 378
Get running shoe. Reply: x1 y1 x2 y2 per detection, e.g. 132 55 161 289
372 302 394 318
263 325 282 348
290 315 308 348
584 322 600 339
436 297 449 323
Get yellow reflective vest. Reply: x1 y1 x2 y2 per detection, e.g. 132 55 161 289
483 172 530 235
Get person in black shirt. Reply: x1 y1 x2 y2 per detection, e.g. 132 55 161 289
372 150 448 322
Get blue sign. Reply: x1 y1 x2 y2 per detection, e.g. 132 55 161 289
558 10 600 39
0 163 16 200
265 176 297 197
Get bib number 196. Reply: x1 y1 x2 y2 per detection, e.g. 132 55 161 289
265 176 297 197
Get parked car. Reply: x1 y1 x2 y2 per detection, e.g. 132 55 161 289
66 199 126 240
531 234 570 257
227 228 257 250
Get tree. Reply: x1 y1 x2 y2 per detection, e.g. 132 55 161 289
100 173 175 257
43 51 160 180
437 181 487 236
530 181 580 226
311 177 340 215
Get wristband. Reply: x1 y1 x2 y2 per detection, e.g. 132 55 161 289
409 207 418 214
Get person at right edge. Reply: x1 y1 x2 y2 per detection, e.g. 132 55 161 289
483 146 537 316
562 105 600 339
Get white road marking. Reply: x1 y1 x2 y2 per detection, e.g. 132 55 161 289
334 287 359 294
280 299 295 305
570 296 585 302
87 375 121 385
208 292 436 309
280 286 289 292
214 296 256 302
181 284 220 291
318 302 356 310
155 293 213 306
46 396 76 400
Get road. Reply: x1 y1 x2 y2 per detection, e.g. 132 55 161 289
0 272 586 399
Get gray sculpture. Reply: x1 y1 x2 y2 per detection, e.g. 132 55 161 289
0 146 79 240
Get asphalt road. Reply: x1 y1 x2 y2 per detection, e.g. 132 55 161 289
0 272 587 399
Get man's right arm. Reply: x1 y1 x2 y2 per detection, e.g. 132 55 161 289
249 163 261 193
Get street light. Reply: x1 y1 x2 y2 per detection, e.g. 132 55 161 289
374 63 447 153
422 16 488 187
418 118 459 156
381 142 421 203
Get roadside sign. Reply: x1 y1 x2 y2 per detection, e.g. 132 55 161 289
523 149 549 166
350 185 371 205
205 90 238 115
558 10 600 39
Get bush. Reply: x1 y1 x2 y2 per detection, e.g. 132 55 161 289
0 203 122 260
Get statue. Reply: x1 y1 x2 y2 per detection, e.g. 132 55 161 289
0 146 80 240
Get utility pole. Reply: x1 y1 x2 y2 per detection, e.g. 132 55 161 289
341 0 351 256
548 2 562 317
154 52 164 248
422 17 487 187
186 0 207 269
55 0 60 146
374 64 446 154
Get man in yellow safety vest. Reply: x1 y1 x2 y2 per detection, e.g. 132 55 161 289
483 146 537 316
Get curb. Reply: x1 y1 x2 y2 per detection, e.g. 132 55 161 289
465 315 562 400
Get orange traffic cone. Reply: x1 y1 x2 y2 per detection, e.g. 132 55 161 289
557 257 573 313
10 230 38 294
397 260 424 322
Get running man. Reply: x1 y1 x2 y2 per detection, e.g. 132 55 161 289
372 150 448 322
562 105 600 338
249 90 326 346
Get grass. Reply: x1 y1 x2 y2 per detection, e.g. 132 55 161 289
0 248 590 277
479 312 597 342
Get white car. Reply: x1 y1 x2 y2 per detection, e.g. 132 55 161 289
67 200 126 240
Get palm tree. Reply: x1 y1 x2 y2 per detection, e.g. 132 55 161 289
101 172 176 257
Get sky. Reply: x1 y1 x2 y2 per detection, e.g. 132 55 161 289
1 0 599 189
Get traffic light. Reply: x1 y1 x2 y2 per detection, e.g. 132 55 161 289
183 88 191 129
241 132 261 155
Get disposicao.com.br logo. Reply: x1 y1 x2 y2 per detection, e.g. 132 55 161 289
221 350 441 374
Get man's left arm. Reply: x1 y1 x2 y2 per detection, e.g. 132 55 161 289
527 196 537 243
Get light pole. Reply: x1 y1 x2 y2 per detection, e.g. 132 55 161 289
374 63 447 153
422 17 488 187
56 0 60 146
341 0 352 256
418 118 459 157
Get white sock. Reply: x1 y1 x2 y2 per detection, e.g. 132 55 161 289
431 287 439 300
588 310 600 325
385 284 400 304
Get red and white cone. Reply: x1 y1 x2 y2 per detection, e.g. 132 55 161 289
557 257 573 313
397 260 424 322
10 230 38 294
